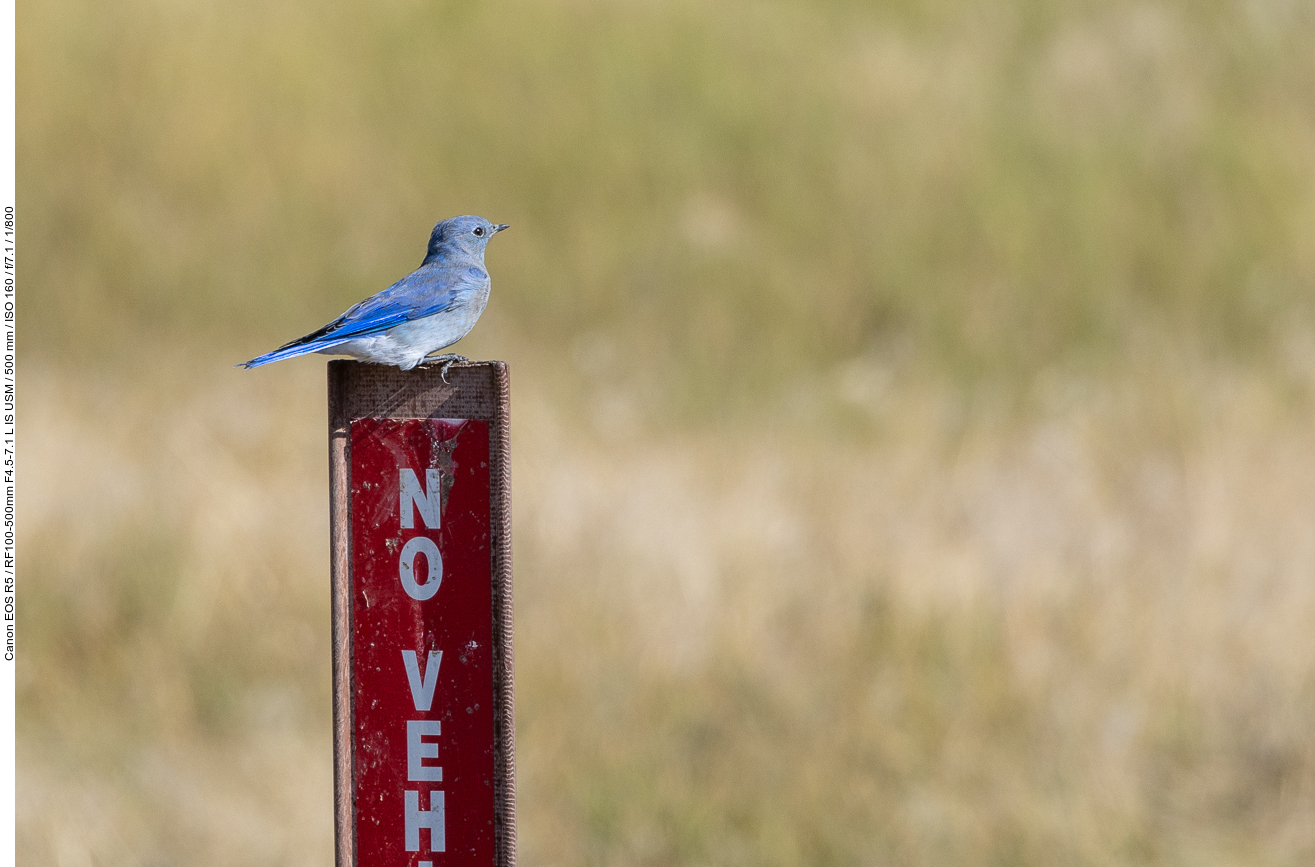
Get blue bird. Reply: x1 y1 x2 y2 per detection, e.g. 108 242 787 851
240 215 508 375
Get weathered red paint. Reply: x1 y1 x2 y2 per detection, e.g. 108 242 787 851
350 418 496 866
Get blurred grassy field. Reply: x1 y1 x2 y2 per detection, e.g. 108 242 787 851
17 0 1315 864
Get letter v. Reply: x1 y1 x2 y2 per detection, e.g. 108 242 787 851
402 650 442 711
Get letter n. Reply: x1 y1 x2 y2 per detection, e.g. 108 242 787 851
400 469 442 529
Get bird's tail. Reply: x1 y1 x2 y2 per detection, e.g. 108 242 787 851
237 336 348 369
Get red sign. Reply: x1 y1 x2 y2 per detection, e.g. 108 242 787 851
349 418 496 866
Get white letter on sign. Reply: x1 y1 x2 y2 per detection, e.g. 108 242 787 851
405 790 445 852
400 469 442 530
399 536 442 601
408 720 443 781
402 650 443 711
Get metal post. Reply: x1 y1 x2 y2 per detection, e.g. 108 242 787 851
328 360 514 867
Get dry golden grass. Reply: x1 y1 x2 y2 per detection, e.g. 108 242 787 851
19 0 1315 388
19 348 1315 865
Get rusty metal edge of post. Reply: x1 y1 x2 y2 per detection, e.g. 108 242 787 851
328 362 354 867
490 360 516 867
328 358 516 867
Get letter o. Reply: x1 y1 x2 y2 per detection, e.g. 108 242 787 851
398 536 443 601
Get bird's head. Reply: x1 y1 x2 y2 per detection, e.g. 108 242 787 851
426 215 509 262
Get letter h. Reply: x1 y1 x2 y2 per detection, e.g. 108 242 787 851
405 790 445 852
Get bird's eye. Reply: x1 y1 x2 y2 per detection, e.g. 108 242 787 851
473 226 485 236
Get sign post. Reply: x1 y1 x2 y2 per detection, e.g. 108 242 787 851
328 360 515 867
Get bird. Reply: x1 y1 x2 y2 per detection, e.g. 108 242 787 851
240 215 508 378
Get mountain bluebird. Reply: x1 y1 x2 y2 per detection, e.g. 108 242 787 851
240 215 508 376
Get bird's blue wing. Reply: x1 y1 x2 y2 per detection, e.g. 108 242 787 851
316 267 481 340
240 265 487 368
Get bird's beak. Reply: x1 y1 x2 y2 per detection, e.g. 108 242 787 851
492 224 510 234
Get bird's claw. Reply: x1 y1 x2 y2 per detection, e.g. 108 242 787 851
427 354 470 383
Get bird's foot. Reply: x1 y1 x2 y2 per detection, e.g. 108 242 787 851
426 354 470 383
